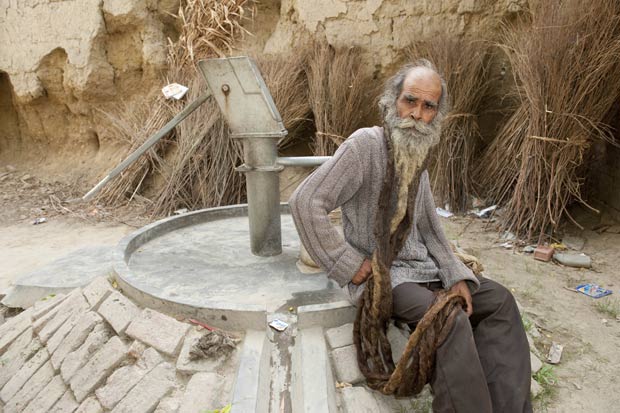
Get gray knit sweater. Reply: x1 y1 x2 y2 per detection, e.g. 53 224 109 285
289 126 479 300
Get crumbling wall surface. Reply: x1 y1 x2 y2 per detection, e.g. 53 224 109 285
0 0 178 176
257 0 528 74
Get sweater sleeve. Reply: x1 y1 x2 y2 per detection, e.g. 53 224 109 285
417 171 480 292
289 137 367 287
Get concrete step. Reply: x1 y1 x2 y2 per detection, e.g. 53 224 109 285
230 329 271 413
292 326 338 413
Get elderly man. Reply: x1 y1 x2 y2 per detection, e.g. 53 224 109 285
289 60 532 412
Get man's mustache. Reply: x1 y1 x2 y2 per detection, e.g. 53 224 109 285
394 117 434 136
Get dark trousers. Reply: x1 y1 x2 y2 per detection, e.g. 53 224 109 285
392 278 533 413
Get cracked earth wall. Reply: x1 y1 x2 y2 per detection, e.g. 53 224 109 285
0 0 528 182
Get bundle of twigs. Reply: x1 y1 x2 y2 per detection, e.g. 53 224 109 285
406 36 491 212
477 0 620 240
306 41 377 156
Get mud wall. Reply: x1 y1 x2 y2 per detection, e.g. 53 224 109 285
0 0 527 181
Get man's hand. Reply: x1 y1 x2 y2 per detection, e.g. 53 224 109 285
450 280 473 316
351 259 372 285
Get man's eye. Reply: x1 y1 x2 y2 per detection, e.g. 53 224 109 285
425 103 436 110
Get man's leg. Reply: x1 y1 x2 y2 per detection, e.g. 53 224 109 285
469 278 533 413
392 282 492 413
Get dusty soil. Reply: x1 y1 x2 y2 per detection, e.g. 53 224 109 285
1 164 618 412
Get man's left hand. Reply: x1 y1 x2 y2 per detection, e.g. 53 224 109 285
450 280 473 316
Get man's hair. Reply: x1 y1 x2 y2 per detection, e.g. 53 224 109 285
378 59 449 122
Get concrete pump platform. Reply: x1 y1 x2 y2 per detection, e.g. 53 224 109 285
113 204 354 330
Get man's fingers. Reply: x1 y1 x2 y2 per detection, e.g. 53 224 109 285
466 298 473 316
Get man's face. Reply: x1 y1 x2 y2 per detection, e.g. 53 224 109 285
395 68 442 125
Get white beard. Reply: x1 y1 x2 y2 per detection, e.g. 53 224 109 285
386 110 441 234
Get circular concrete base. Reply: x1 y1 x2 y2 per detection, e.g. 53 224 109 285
113 204 353 330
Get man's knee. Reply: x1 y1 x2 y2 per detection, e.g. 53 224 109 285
478 278 518 315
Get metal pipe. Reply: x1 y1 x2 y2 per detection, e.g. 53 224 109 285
276 156 331 167
82 92 211 201
239 137 283 256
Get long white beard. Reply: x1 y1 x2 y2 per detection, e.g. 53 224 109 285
387 113 441 234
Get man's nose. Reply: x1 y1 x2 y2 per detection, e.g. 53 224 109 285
410 105 422 120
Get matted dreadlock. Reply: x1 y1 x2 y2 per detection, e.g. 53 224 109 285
353 60 467 396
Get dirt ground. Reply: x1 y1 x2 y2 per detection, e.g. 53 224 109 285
1 164 619 412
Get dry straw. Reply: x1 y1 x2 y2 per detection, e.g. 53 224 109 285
406 36 491 212
306 40 378 156
477 0 620 241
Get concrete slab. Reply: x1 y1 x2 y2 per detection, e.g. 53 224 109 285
1 246 115 308
325 323 354 349
113 206 349 330
331 345 364 385
230 330 270 413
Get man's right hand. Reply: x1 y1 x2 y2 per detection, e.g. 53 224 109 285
351 259 372 285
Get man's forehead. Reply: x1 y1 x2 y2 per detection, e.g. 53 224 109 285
402 67 442 101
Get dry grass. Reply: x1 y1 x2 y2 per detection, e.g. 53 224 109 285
306 40 378 156
406 36 491 212
476 0 620 241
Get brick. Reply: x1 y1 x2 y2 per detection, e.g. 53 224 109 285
82 277 114 309
51 312 102 370
331 345 364 385
37 292 89 344
325 323 353 349
531 352 543 375
154 396 182 413
33 289 82 335
3 360 55 413
126 309 190 356
0 307 33 354
0 347 49 403
111 363 175 413
0 328 40 389
22 375 67 413
176 329 232 374
49 390 79 413
61 323 112 383
95 347 163 409
75 396 103 413
97 291 140 335
32 293 68 320
179 372 223 413
339 386 381 413
47 310 86 355
70 336 128 402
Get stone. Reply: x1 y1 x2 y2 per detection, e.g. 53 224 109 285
95 347 163 409
531 378 543 398
22 375 67 413
61 323 113 382
37 291 89 344
110 362 175 413
47 309 87 355
0 347 49 403
51 311 103 370
97 291 140 335
553 252 592 268
32 293 68 320
0 328 40 389
562 235 586 251
0 307 33 354
339 386 381 412
530 352 543 375
125 309 190 356
179 372 223 413
387 323 409 363
75 396 104 413
176 329 231 374
49 390 79 413
331 345 364 385
70 336 128 402
325 323 353 349
3 361 55 413
82 277 114 309
155 396 182 413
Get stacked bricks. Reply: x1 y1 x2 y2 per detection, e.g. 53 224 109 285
0 277 238 413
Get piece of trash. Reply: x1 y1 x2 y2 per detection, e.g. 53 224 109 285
572 382 582 390
547 342 563 364
575 283 612 299
288 306 295 313
189 318 216 331
162 83 189 100
501 231 516 241
189 330 238 360
475 205 497 218
174 208 188 215
436 207 454 218
33 217 47 225
534 245 554 262
499 242 513 249
602 318 608 324
336 382 352 389
550 243 567 251
523 245 536 253
269 319 289 332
